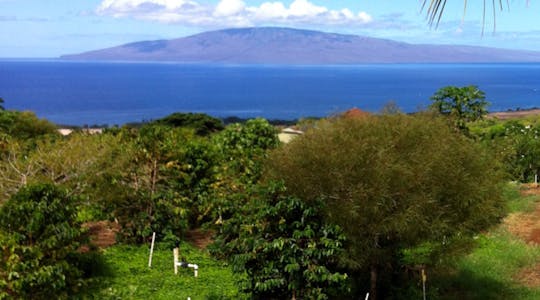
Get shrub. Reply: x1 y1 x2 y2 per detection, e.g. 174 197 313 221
0 183 87 299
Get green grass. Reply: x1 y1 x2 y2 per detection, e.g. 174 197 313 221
433 185 540 299
78 242 245 300
75 184 540 299
504 182 539 213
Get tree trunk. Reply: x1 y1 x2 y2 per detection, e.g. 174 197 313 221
370 264 377 300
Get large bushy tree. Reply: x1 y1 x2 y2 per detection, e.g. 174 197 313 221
265 113 506 298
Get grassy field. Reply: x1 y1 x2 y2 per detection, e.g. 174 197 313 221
76 185 540 300
435 185 540 300
78 242 245 299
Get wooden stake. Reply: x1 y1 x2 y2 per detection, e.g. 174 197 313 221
173 248 179 275
148 232 156 268
422 268 427 300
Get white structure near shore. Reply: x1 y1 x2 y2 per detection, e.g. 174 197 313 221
278 127 304 143
58 128 103 136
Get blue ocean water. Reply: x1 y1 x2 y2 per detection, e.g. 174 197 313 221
1 60 539 125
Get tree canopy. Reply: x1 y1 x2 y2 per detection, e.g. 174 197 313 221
265 113 506 298
430 85 489 132
150 112 224 136
217 182 348 299
0 110 57 140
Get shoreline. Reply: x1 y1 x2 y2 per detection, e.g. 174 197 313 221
488 108 540 120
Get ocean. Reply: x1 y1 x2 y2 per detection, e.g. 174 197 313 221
1 60 539 126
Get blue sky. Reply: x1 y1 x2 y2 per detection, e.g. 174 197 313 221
1 0 540 57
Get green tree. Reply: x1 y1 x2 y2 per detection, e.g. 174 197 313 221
150 112 224 136
216 118 279 184
215 182 348 299
0 184 87 299
265 113 505 299
97 125 221 243
478 120 540 182
209 118 280 233
0 110 57 140
430 85 489 132
0 97 4 111
0 132 121 204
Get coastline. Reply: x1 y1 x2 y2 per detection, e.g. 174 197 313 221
488 108 540 120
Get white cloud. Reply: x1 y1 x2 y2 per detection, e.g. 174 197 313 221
96 0 373 27
288 0 327 17
214 0 246 17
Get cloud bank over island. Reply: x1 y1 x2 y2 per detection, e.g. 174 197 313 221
96 0 373 27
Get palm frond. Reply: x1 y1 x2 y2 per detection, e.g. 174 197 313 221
422 0 507 33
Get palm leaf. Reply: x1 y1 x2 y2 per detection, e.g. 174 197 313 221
422 0 508 33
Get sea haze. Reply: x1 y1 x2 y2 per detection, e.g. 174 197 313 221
1 60 540 126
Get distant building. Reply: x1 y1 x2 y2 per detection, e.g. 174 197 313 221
278 127 304 143
58 128 103 136
58 129 74 136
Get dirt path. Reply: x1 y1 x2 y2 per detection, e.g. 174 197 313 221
504 184 540 287
84 221 213 250
83 221 120 249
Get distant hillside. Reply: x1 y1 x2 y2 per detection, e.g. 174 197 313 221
61 27 540 64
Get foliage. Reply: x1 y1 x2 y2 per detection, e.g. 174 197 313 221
78 242 245 299
265 113 506 297
0 183 88 299
430 85 489 133
0 133 122 204
435 206 540 300
0 97 3 111
209 119 280 243
0 110 57 140
93 125 222 243
216 118 279 184
150 112 224 136
472 119 540 183
214 182 348 299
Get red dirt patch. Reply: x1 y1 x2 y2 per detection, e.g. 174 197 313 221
83 221 120 249
184 229 214 249
515 263 540 288
520 183 540 196
504 202 540 245
506 185 540 286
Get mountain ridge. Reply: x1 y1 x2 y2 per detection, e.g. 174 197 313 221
61 27 540 64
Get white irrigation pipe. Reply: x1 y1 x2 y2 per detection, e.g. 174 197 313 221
174 248 199 277
148 232 156 268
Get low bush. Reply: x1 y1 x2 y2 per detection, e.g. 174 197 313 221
0 183 88 299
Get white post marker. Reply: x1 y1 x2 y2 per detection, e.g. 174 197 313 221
173 248 179 275
148 232 156 268
365 292 369 300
